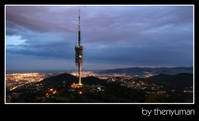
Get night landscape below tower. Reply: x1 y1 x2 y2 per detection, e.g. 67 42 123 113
6 67 193 103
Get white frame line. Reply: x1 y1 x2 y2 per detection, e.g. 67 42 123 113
4 4 195 105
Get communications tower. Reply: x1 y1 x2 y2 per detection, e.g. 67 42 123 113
75 9 83 86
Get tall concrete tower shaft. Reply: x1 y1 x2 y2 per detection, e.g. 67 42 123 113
75 9 83 86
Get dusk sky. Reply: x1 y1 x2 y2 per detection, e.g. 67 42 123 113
6 5 193 71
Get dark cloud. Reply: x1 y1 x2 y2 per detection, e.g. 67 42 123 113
6 6 78 34
6 6 193 71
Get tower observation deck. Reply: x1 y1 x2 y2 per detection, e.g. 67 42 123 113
75 9 83 86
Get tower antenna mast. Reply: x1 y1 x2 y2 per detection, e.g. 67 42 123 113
78 8 81 46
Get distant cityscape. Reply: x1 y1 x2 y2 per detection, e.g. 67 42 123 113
6 72 52 91
6 69 173 91
6 67 193 103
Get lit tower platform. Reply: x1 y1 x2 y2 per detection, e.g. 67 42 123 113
75 9 83 87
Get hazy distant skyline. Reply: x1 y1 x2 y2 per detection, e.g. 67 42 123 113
6 5 194 71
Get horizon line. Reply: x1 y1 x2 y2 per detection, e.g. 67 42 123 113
6 66 193 73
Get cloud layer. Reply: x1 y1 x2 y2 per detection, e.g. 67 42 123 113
6 5 193 71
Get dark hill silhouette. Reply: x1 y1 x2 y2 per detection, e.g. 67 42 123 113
82 76 107 85
135 73 193 89
41 73 77 87
42 74 107 87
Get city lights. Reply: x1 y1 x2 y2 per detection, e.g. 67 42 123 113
77 91 83 95
6 73 47 91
